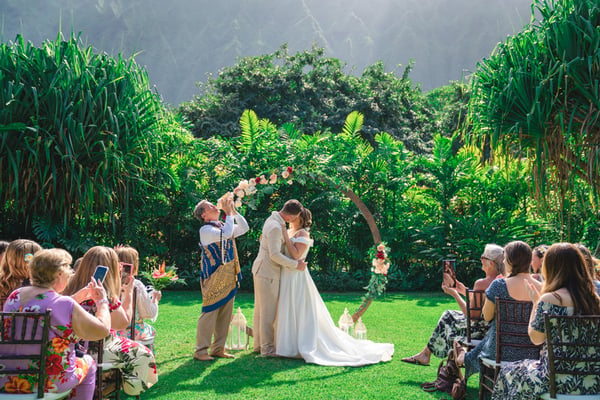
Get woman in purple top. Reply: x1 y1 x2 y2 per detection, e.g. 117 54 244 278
0 248 111 399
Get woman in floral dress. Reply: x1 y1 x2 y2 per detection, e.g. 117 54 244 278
64 246 158 396
0 248 111 399
402 244 505 366
492 242 600 399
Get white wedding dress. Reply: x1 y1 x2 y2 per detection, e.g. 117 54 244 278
275 233 394 366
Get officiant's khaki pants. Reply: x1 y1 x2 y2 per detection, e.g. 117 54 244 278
253 275 279 356
194 297 234 356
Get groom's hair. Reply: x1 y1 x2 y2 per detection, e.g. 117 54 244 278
281 199 303 216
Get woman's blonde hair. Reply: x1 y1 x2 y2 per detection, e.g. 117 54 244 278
114 245 140 275
63 246 121 300
29 248 72 288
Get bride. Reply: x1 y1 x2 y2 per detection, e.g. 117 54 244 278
275 207 394 366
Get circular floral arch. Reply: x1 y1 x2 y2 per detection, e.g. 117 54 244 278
226 167 390 324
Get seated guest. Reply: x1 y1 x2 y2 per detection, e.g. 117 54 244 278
531 244 548 282
574 243 600 294
492 242 600 399
454 240 542 379
402 244 504 366
64 246 158 396
0 248 111 399
114 245 161 349
0 239 42 298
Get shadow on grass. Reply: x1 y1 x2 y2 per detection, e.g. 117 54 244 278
143 352 353 398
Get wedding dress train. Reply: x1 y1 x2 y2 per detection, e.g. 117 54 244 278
275 235 394 366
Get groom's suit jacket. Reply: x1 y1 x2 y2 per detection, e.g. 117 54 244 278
251 211 298 281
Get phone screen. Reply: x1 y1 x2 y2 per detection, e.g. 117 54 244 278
120 262 133 284
442 259 457 288
93 265 109 283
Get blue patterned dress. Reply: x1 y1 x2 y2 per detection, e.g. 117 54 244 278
463 279 513 378
492 301 600 399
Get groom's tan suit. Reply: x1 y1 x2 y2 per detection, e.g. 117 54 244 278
252 211 299 356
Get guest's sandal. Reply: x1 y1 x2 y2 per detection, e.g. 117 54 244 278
401 356 430 366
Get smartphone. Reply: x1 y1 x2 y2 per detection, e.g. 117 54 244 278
93 265 109 284
120 262 133 284
442 259 457 288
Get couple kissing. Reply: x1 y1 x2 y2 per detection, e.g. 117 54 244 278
252 199 394 366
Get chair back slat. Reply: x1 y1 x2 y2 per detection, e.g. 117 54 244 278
130 287 137 340
495 298 541 363
466 289 486 343
544 314 600 398
0 309 52 399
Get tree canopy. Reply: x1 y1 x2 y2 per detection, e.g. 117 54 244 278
179 45 441 154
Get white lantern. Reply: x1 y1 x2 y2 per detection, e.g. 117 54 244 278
354 317 367 340
226 307 248 350
338 307 354 336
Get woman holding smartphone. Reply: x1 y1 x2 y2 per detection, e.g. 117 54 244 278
114 245 160 350
402 244 505 366
64 246 158 396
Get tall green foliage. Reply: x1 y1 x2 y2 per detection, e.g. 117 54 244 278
0 34 190 257
468 0 600 217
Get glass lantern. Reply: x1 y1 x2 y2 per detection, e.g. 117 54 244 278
226 307 248 350
354 317 367 340
338 307 354 336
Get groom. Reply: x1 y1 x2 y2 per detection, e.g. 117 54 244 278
252 199 307 357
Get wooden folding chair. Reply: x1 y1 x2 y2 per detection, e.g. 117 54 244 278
130 288 155 349
464 289 486 350
478 298 541 400
0 310 71 399
88 338 121 400
540 314 600 399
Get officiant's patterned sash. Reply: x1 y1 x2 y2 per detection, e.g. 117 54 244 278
199 231 241 313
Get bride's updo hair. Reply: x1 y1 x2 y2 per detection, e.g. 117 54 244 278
299 208 312 229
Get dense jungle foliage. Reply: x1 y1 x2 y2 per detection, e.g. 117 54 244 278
0 0 598 293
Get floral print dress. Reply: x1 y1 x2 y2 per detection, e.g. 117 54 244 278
81 297 158 396
0 289 95 399
427 309 490 359
492 301 600 399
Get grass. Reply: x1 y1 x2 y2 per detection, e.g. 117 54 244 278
133 290 480 399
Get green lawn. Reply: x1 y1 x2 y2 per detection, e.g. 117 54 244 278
136 291 479 399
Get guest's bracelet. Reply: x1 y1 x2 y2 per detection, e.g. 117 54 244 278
96 298 109 307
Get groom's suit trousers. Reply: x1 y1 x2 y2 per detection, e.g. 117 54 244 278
253 275 280 356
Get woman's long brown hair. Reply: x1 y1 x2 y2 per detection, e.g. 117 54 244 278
542 243 600 315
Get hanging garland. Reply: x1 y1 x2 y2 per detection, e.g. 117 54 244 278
220 166 391 322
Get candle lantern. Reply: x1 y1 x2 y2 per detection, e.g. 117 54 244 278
354 317 367 340
338 307 354 336
226 307 248 350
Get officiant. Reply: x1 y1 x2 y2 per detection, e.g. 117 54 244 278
192 195 249 361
